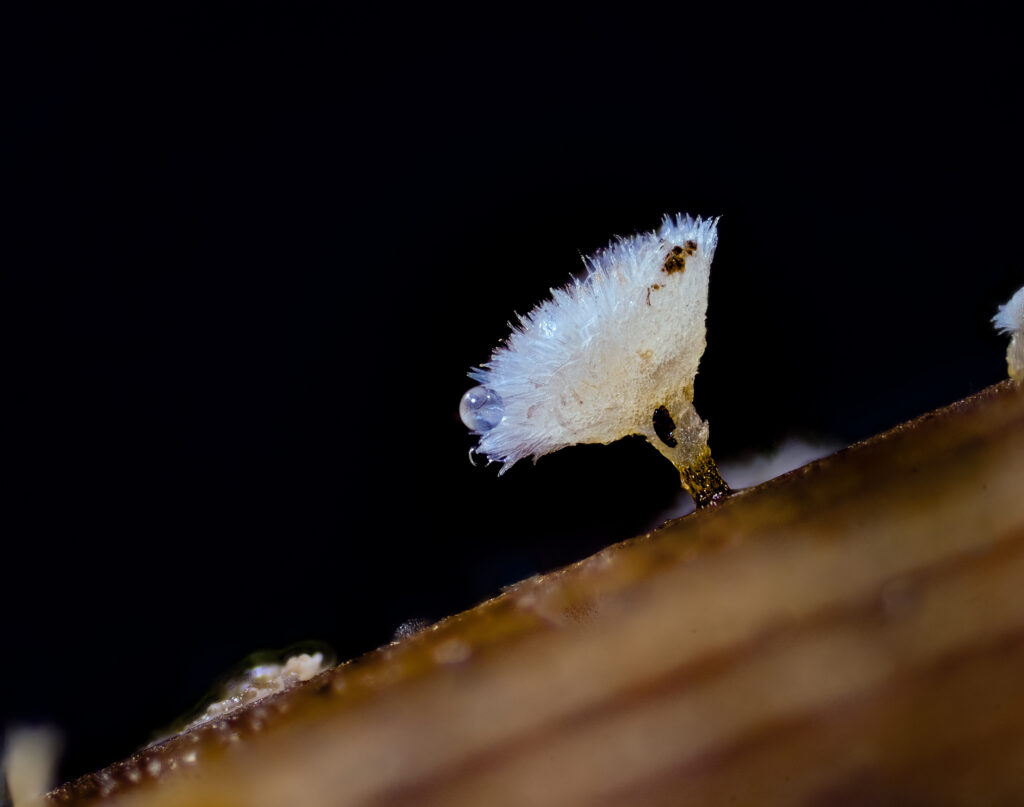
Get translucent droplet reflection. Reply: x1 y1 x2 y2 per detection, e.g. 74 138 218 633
459 386 503 432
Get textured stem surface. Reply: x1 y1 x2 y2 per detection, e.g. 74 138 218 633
677 448 731 507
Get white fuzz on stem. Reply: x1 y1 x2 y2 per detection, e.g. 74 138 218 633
460 214 727 502
994 285 1024 382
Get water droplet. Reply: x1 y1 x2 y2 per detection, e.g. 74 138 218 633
459 386 503 432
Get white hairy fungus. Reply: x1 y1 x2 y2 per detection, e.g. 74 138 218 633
460 214 726 501
994 285 1024 382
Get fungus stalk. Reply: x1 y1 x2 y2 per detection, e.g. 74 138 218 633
460 214 729 508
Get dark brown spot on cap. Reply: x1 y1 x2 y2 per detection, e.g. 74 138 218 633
652 406 678 448
664 240 699 274
663 252 686 274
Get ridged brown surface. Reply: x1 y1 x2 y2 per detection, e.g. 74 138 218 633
52 382 1024 806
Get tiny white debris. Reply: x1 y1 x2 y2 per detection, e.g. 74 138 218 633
146 759 161 777
994 285 1024 382
392 617 432 641
461 214 720 479
182 652 327 732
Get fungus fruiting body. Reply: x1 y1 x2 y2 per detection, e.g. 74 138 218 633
994 285 1024 382
459 214 728 506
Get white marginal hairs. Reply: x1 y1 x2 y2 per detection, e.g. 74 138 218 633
460 214 729 506
994 285 1024 382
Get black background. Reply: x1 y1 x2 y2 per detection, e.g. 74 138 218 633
5 8 1022 785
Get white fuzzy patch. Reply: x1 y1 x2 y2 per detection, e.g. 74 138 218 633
994 285 1024 381
993 286 1024 334
462 214 718 473
181 653 326 731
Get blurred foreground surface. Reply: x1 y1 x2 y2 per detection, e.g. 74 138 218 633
52 381 1024 806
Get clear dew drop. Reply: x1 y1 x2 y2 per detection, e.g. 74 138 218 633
460 385 503 432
